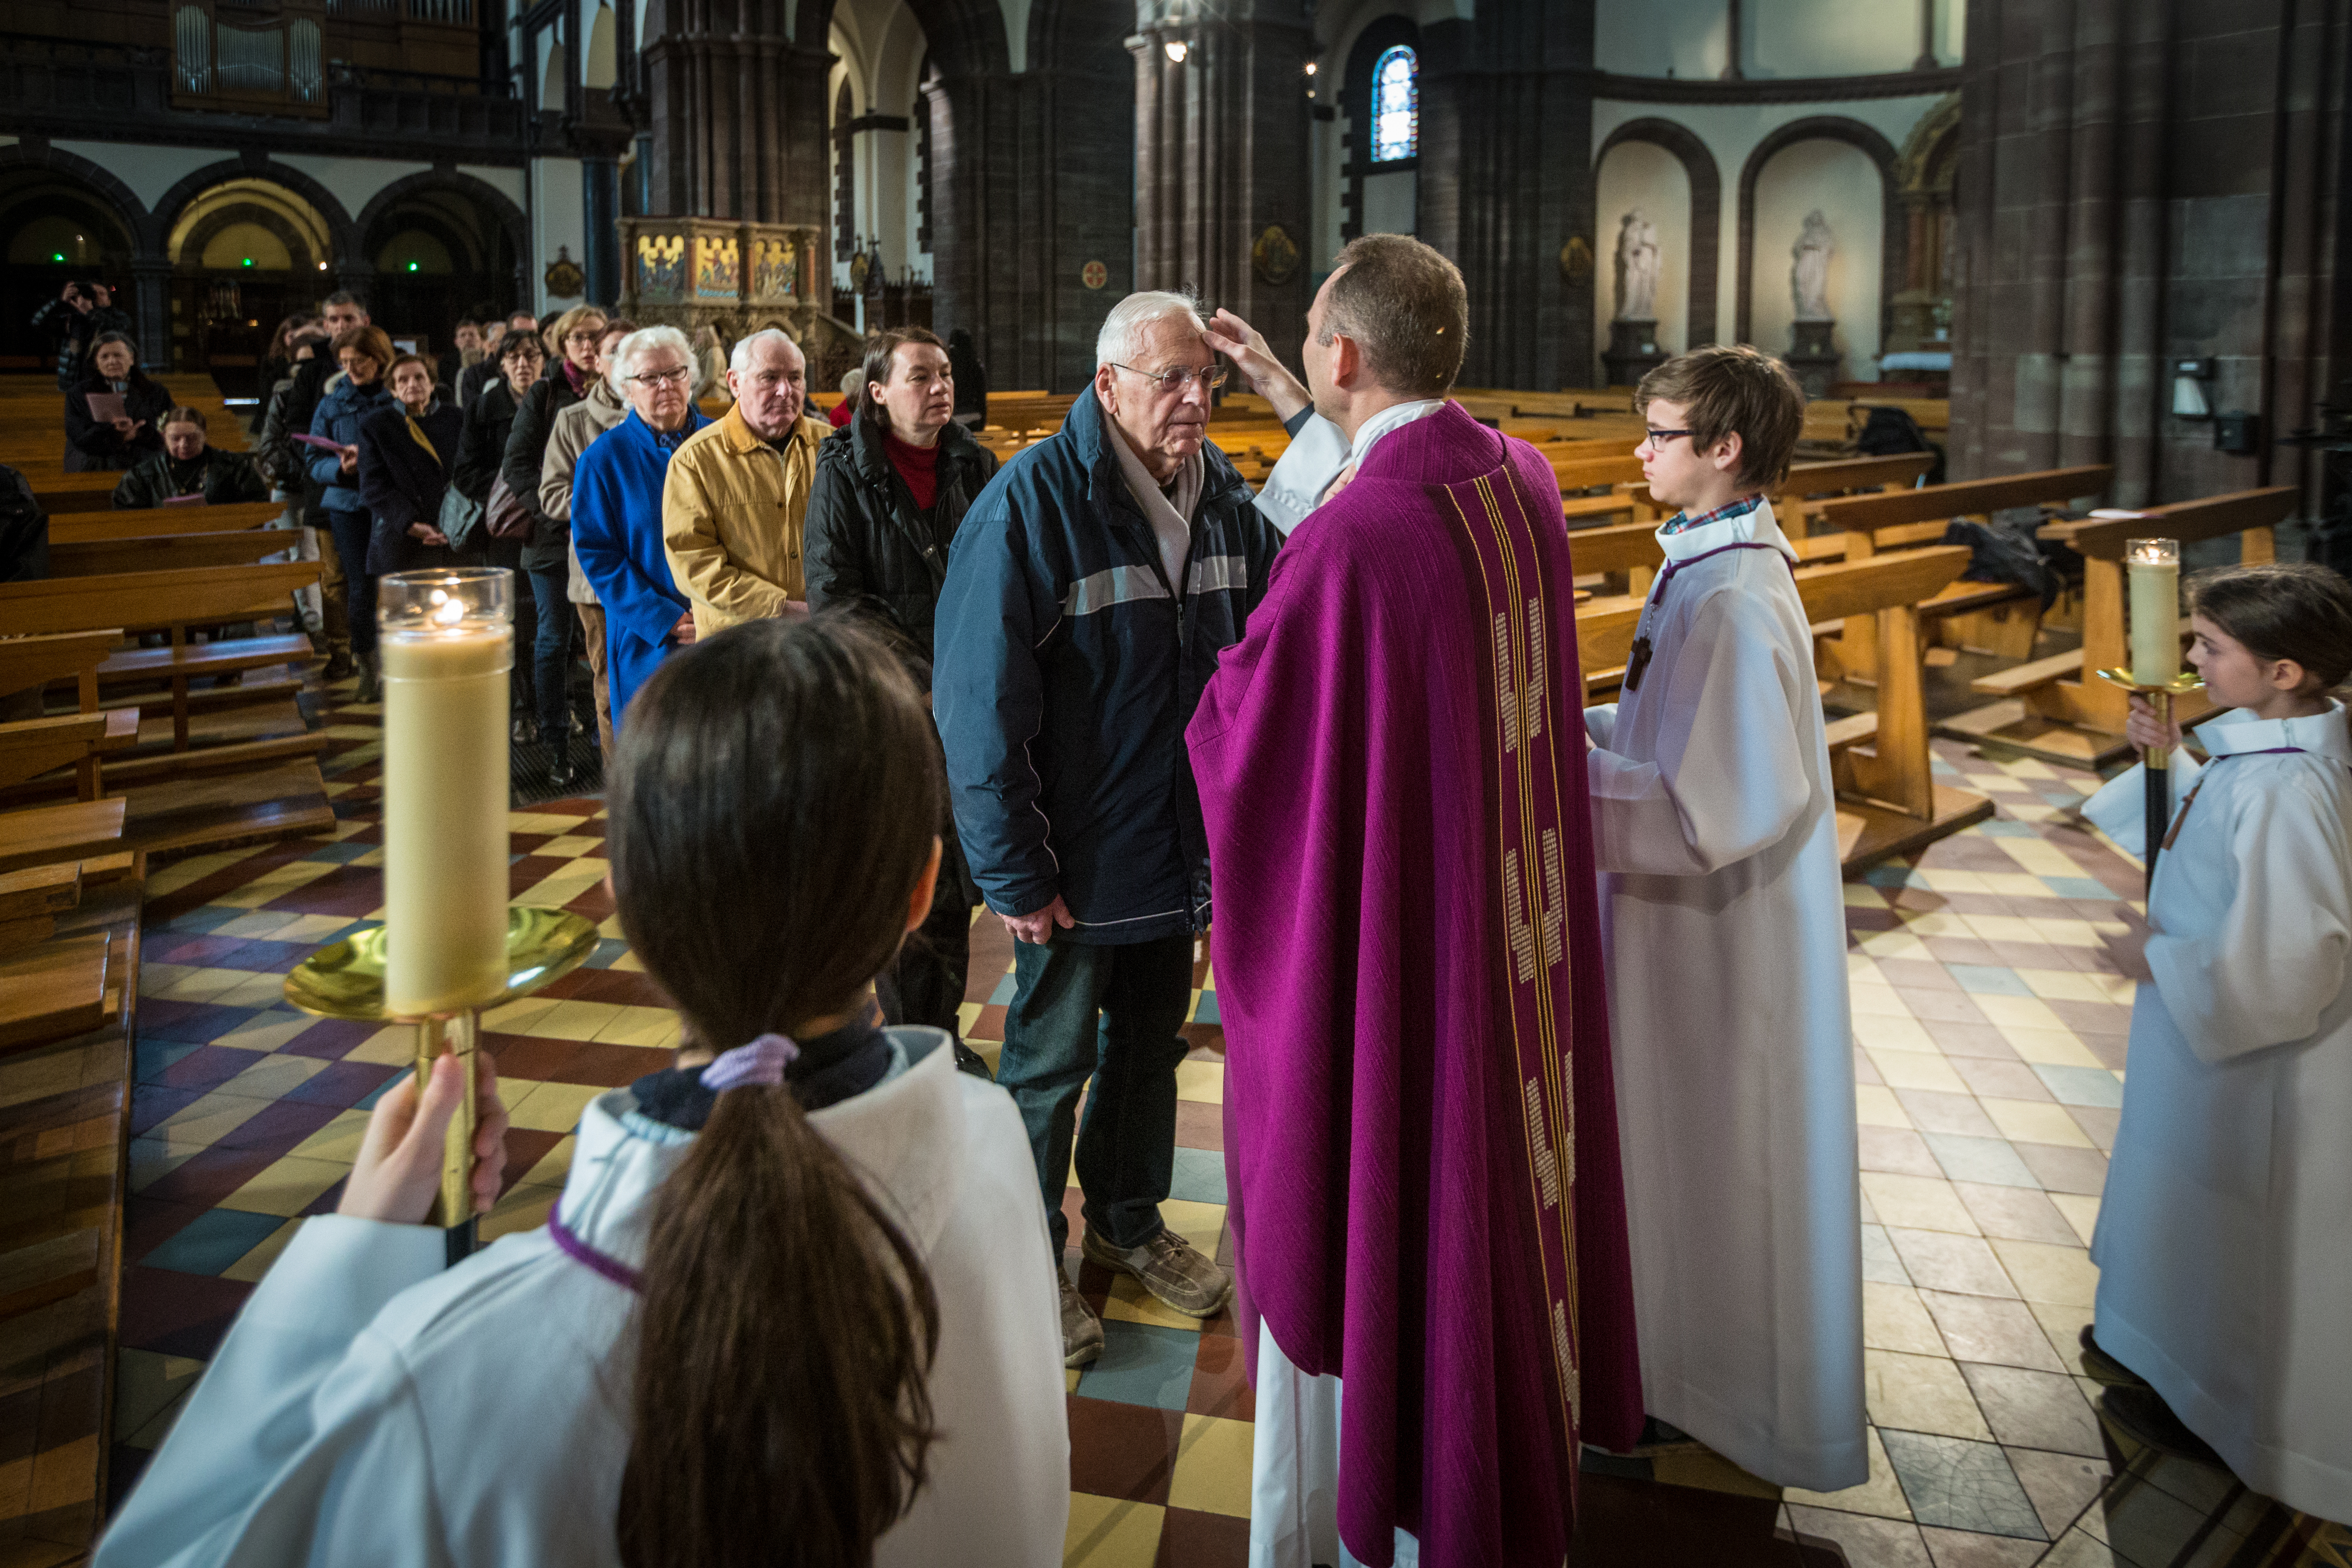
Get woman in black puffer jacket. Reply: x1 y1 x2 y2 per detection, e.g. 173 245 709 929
803 325 998 1074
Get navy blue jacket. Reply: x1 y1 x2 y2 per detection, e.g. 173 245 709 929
357 400 463 574
308 376 396 514
933 390 1281 944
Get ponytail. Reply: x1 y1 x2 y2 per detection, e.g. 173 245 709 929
606 615 953 1568
616 1084 940 1568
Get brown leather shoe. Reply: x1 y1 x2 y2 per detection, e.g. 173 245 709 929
1059 1269 1103 1368
1082 1226 1232 1319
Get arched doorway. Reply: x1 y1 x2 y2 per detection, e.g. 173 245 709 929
164 177 336 383
0 166 140 374
359 179 524 351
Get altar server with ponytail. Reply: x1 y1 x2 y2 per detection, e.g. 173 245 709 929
97 616 1069 1568
2082 562 2352 1519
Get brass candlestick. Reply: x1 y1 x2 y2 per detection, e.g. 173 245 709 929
285 905 600 1262
2095 668 2205 891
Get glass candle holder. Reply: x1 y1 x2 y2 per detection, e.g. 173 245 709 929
2125 538 2181 687
379 569 514 1017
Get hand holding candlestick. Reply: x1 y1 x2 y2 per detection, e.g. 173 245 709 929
2098 538 2199 892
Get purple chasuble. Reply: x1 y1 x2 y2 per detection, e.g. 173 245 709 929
1187 402 1644 1568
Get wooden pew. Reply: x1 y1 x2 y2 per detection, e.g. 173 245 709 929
50 529 297 578
1941 486 2301 766
1575 545 1992 871
49 500 285 545
1813 464 2111 675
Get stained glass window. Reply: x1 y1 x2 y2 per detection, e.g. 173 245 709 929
1372 45 1417 164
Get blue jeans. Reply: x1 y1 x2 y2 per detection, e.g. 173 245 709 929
524 565 571 741
996 931 1195 1255
323 509 377 656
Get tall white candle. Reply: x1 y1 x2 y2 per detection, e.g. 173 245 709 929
380 571 513 1017
2126 537 2181 686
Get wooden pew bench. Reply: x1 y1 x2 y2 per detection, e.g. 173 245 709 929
49 499 286 546
1941 486 2300 766
1811 464 2111 677
1575 544 1991 870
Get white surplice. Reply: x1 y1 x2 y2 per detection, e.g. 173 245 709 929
1581 497 1867 1492
2082 701 2352 1521
1252 402 1444 535
94 1031 1071 1568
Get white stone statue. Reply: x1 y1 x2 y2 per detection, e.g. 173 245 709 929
1614 209 1661 322
1791 209 1835 321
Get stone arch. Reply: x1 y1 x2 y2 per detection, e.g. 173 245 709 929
1595 118 1722 349
179 204 319 274
356 170 529 294
0 143 151 255
795 0 1007 76
1735 116 1904 352
153 157 359 267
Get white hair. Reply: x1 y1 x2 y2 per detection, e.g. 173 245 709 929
729 326 802 377
607 324 697 398
1094 290 1205 371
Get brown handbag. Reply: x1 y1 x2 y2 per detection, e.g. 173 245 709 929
484 474 533 541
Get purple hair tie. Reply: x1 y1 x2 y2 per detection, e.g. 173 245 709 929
699 1033 800 1092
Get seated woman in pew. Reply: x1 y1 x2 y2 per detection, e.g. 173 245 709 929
358 354 466 582
91 615 1069 1568
110 407 271 509
62 332 171 474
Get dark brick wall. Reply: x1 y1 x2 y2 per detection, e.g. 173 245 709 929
1949 0 2349 512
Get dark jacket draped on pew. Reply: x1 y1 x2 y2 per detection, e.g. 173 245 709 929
357 401 464 575
63 373 171 473
111 449 272 510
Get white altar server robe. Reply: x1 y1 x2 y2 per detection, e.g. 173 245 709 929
2082 702 2352 1521
95 1030 1070 1568
1582 497 1866 1492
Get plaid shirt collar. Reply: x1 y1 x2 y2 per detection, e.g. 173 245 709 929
1659 491 1766 537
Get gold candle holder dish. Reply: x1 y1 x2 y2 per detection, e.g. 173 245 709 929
284 906 601 1240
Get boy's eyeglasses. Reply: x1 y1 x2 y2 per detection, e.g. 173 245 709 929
1112 363 1230 393
1643 429 1694 446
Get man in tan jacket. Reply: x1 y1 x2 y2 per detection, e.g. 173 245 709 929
661 326 830 637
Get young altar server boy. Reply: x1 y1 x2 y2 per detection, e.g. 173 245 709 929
94 618 1069 1568
2080 563 2352 1518
1582 345 1867 1492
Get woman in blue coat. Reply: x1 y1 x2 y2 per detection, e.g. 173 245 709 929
309 326 399 699
571 324 710 726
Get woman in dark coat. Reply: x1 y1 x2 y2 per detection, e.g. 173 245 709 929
803 325 998 1069
453 331 543 505
64 333 172 472
356 354 464 577
498 303 606 747
111 407 272 509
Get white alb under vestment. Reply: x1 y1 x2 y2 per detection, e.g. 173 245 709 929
2082 701 2352 1521
1582 497 1867 1492
95 1030 1071 1568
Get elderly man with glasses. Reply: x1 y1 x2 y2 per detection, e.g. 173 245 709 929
661 326 831 638
933 292 1283 1368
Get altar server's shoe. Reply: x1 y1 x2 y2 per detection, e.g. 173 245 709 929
2078 1325 2149 1389
2098 1385 2226 1469
1058 1270 1103 1368
1082 1226 1233 1319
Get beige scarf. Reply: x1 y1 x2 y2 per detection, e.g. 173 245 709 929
1107 414 1202 594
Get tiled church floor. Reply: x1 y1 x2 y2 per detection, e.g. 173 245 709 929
100 686 2350 1568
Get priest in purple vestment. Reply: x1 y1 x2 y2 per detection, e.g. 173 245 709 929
1189 235 1644 1568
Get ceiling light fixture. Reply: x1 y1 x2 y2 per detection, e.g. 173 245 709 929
1164 39 1187 63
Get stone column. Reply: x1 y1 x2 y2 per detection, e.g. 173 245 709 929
129 257 173 372
1129 0 1314 375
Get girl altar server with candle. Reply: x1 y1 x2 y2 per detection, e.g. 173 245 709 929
94 618 1069 1568
2079 562 2352 1515
1581 345 1867 1492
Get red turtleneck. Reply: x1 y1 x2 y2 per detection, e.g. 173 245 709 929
883 426 941 512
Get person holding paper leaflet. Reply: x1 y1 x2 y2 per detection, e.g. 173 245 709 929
64 332 169 472
2079 562 2352 1515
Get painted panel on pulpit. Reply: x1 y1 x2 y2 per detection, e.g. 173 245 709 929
635 234 685 301
751 236 797 301
695 236 740 299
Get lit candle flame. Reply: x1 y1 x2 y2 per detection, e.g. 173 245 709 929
432 597 466 627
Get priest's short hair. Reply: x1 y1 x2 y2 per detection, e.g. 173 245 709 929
1319 234 1469 398
1635 345 1806 490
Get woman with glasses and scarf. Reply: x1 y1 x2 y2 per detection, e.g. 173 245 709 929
357 354 464 575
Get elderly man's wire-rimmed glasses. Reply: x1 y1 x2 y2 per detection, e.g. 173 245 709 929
1111 362 1230 393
